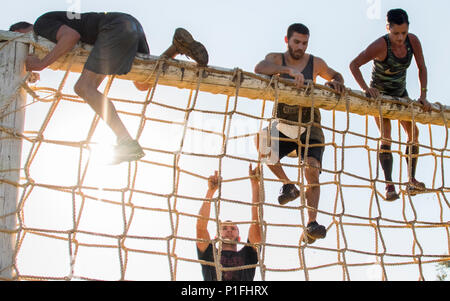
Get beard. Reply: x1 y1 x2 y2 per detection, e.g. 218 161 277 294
288 46 305 60
223 236 239 242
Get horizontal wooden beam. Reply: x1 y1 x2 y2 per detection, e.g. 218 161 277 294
1 30 449 126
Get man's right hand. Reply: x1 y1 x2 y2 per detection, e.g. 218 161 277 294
365 87 381 99
287 68 305 88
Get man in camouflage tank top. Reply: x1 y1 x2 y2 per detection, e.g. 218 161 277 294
255 24 345 245
350 9 432 201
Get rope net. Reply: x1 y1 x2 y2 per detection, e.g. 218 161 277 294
0 38 449 281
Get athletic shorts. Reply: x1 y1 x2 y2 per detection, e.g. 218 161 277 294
85 13 150 75
264 122 325 166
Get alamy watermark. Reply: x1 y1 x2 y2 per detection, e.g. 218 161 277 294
164 115 281 161
66 0 82 20
366 0 381 20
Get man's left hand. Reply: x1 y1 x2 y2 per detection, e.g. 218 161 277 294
325 80 346 94
418 96 432 112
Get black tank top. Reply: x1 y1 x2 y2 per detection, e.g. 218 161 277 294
277 54 321 127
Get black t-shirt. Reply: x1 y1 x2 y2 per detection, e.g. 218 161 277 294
197 243 258 281
33 11 109 45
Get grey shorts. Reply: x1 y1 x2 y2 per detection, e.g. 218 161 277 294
85 13 150 75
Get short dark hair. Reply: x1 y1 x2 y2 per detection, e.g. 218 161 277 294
221 220 240 233
9 22 33 32
287 23 310 39
387 9 409 27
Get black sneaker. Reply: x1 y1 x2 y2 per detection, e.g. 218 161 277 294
302 221 327 244
111 140 145 165
173 28 209 67
278 184 300 205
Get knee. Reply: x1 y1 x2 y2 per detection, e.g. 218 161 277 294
406 127 420 143
305 171 320 185
74 78 96 99
74 79 86 98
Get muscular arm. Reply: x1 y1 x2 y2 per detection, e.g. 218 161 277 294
315 57 345 93
255 53 289 76
196 173 219 252
349 38 386 97
26 25 81 71
255 53 306 88
409 34 431 111
248 165 262 248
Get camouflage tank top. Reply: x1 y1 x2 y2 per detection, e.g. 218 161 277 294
370 34 413 97
278 54 324 143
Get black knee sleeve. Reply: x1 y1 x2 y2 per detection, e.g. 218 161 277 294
379 145 393 182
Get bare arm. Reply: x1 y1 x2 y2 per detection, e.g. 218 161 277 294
255 53 305 88
248 165 262 247
196 172 220 252
315 57 346 94
26 25 81 71
255 53 287 75
349 38 386 98
409 34 431 112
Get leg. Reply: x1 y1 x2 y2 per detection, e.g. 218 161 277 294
74 69 132 142
255 131 292 184
375 117 394 181
400 120 420 180
161 44 179 59
304 157 321 224
400 121 425 192
74 69 145 164
375 117 399 201
302 156 327 244
255 132 299 205
267 163 290 185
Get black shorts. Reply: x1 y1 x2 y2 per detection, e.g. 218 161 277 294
267 122 325 166
85 13 150 75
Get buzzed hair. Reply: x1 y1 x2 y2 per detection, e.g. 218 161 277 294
287 23 310 39
387 9 409 27
9 22 33 32
221 220 240 234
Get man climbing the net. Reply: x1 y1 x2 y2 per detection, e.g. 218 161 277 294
196 165 262 281
254 23 345 245
350 8 432 201
10 11 209 165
